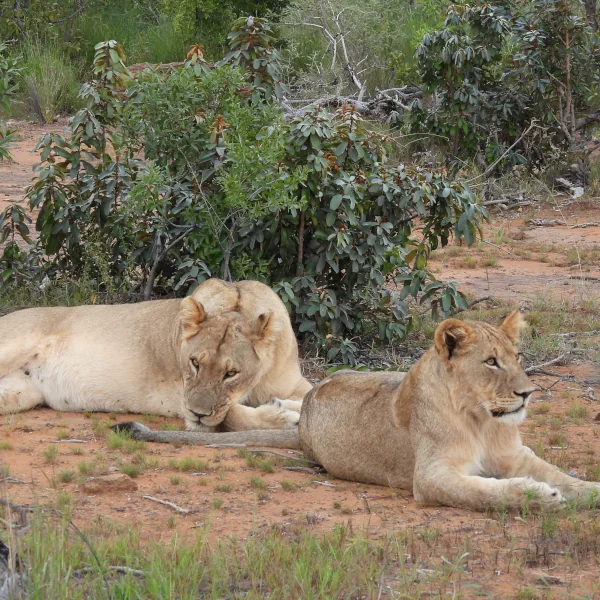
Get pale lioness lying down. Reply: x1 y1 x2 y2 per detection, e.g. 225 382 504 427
119 311 600 511
0 278 312 432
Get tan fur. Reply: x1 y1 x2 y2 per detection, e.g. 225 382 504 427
299 311 600 511
0 279 312 432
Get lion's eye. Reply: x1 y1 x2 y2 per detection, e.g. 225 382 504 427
485 357 499 367
190 357 200 372
224 370 238 380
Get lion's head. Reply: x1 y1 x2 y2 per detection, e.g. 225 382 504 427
433 310 535 425
177 297 280 429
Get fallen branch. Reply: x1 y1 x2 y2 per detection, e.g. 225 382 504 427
570 222 599 229
568 275 600 282
481 240 520 259
529 368 565 378
73 566 145 578
282 466 320 474
525 353 569 374
247 449 318 465
204 443 246 448
0 499 34 515
53 439 88 444
456 296 493 313
527 218 566 227
142 495 190 514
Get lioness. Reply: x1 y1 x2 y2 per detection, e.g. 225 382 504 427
120 311 600 511
0 279 312 431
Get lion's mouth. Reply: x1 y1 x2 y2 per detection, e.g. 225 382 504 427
490 403 525 418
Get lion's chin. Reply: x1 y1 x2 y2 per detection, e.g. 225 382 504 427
489 403 527 425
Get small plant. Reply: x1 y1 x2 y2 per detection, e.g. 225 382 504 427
539 510 559 539
567 403 588 422
170 475 183 486
249 476 267 490
245 454 276 473
44 445 59 464
280 480 297 491
256 490 269 502
168 458 208 472
77 461 93 475
0 465 9 478
532 402 551 415
107 430 125 450
214 483 232 493
70 446 84 456
120 464 143 478
123 438 147 454
57 470 75 484
482 257 498 268
460 256 478 269
417 527 441 545
211 498 224 509
0 441 13 450
167 516 176 529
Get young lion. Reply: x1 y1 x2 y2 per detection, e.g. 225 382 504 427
299 311 600 510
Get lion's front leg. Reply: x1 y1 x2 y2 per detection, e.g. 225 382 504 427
499 447 600 504
413 459 565 511
223 401 300 431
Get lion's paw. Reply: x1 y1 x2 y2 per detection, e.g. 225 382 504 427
255 403 300 428
270 397 303 413
524 480 565 508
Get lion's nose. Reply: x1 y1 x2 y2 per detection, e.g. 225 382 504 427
190 409 211 419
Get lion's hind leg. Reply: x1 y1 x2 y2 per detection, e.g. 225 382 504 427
0 371 44 415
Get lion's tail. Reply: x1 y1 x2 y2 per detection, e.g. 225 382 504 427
111 422 301 449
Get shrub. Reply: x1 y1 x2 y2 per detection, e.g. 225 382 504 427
0 19 486 364
411 0 600 169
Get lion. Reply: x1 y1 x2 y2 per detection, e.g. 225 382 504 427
299 311 600 510
118 311 600 511
0 278 312 432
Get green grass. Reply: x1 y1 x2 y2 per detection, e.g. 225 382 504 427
43 445 59 464
120 464 143 478
214 483 232 493
19 40 80 123
0 440 13 450
57 470 75 484
168 457 208 472
249 476 267 490
75 4 189 66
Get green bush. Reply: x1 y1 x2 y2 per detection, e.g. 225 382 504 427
0 19 485 363
0 42 20 161
410 0 600 168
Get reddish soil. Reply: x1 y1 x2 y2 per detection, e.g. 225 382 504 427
1 123 600 597
0 119 68 212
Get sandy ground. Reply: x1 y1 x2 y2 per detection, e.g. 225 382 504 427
1 122 600 597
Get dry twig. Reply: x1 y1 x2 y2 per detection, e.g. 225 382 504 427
142 495 190 514
525 353 569 374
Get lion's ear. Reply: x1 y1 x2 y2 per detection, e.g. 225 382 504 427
434 319 474 360
180 297 206 339
500 309 526 344
253 311 280 346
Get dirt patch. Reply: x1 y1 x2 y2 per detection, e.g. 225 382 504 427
0 119 68 212
428 203 600 303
